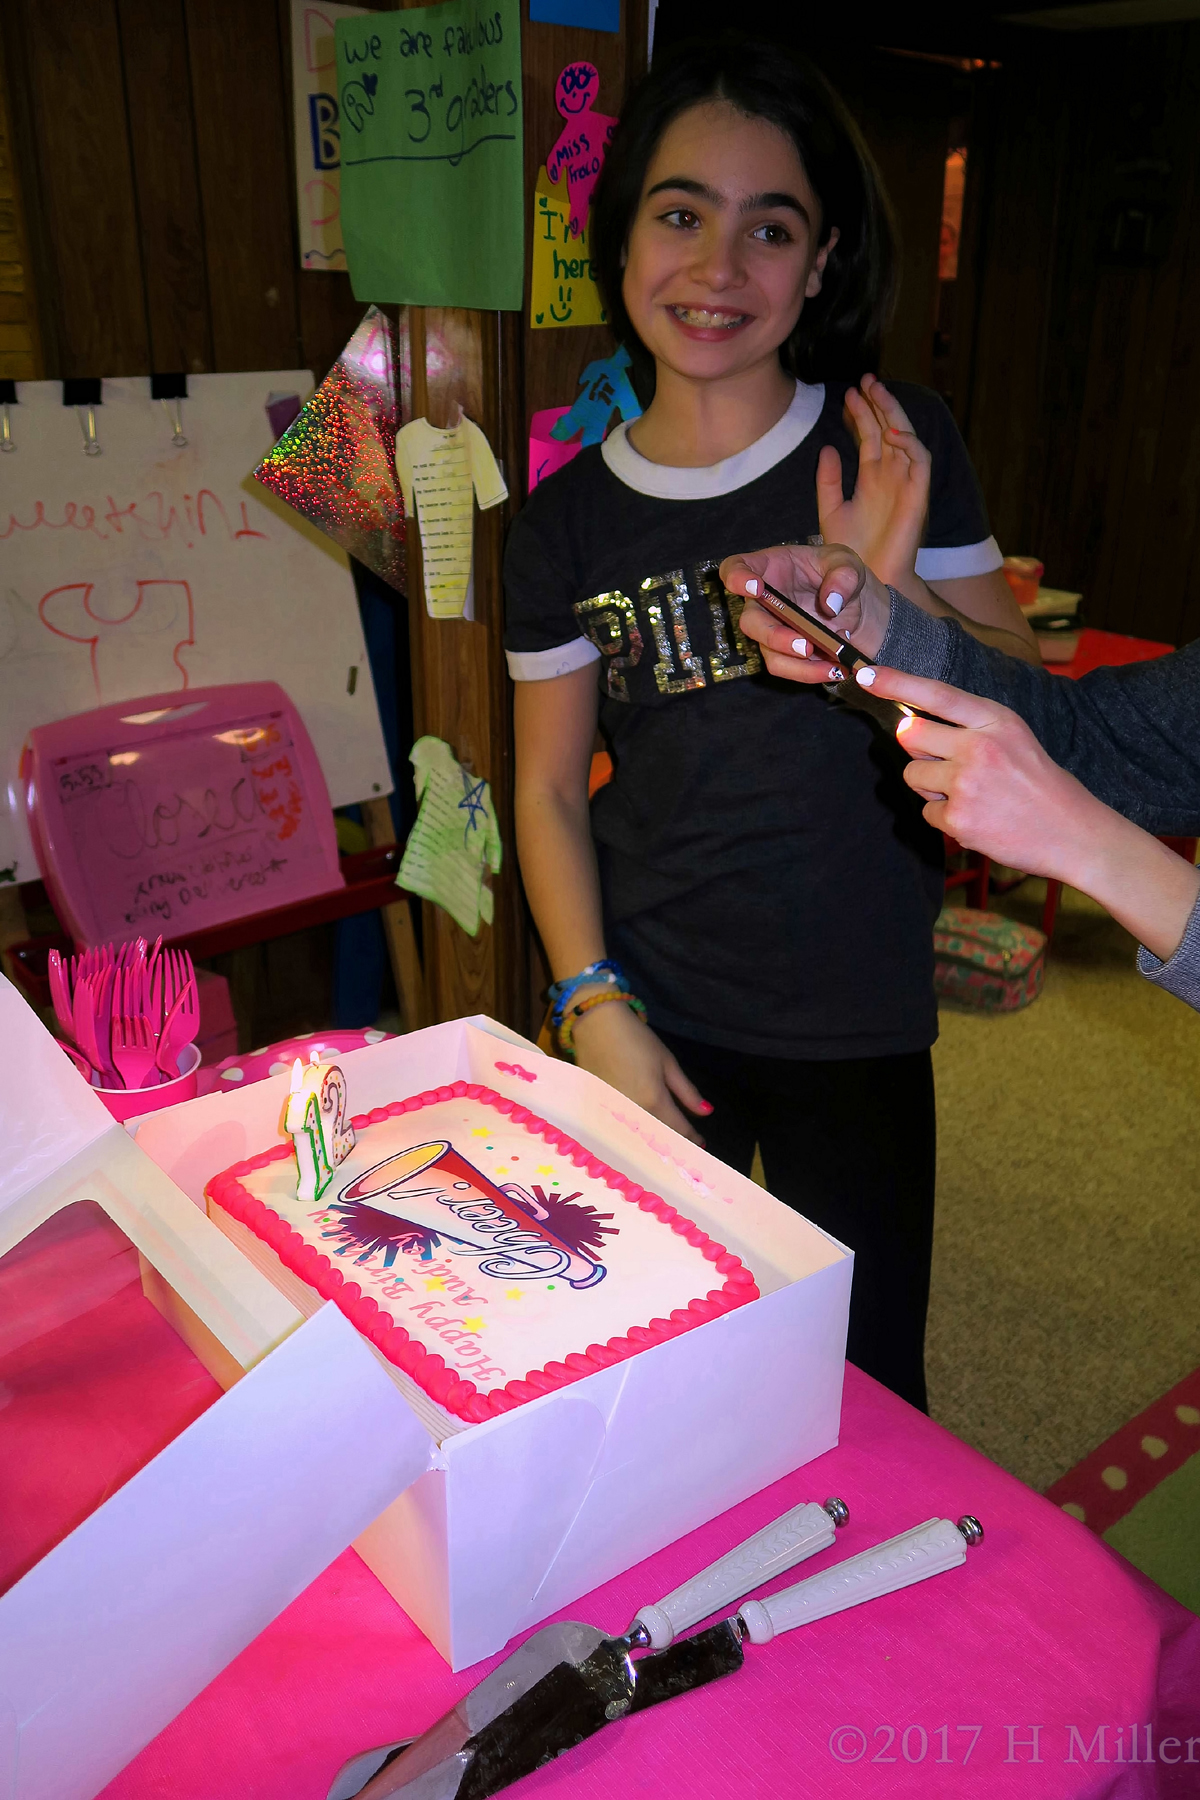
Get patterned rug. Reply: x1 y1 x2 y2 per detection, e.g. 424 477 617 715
1044 1365 1200 1613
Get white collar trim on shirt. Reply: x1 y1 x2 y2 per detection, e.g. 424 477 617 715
600 380 826 500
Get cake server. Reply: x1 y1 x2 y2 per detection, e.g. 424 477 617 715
361 1514 982 1800
325 1495 849 1800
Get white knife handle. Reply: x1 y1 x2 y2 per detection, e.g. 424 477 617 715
739 1517 968 1645
633 1501 841 1649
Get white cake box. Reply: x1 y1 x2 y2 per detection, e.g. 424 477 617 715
0 978 434 1800
131 1014 853 1671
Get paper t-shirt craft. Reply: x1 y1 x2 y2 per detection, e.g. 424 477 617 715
394 416 507 619
396 735 501 937
206 1078 759 1429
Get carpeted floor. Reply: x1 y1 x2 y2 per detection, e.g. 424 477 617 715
927 879 1200 1499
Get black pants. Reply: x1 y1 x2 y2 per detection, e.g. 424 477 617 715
659 1032 937 1413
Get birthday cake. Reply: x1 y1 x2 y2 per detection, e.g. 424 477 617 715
205 1079 758 1427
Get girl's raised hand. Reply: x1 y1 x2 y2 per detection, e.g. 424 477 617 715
816 376 931 590
719 541 892 682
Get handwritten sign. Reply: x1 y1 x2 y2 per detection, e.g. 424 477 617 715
530 166 606 329
335 0 524 308
289 0 369 270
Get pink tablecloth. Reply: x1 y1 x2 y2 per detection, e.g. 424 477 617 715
4 1235 1198 1800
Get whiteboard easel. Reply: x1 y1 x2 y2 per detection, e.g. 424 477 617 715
0 373 392 883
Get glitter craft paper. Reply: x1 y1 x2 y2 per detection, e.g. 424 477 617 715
253 306 407 595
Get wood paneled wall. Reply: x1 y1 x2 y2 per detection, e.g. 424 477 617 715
820 46 954 392
398 0 647 1033
0 27 41 380
953 21 1200 646
2 0 364 382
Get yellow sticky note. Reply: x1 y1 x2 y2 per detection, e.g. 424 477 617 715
531 167 607 330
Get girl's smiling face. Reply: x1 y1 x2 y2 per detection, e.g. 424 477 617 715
622 100 837 382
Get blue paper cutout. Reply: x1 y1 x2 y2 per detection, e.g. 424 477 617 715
530 0 619 30
549 345 642 448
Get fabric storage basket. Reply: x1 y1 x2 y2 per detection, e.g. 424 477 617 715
933 906 1047 1013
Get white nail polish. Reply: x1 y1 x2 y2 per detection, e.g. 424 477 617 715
856 667 876 687
744 578 759 595
826 591 844 614
828 666 845 681
792 637 809 656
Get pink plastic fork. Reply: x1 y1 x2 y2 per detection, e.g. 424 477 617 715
73 964 114 1082
47 949 74 1038
155 974 199 1079
110 1013 161 1090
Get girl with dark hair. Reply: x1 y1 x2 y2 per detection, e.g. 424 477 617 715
503 36 1035 1411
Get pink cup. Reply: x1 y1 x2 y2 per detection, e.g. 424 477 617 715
94 1041 202 1123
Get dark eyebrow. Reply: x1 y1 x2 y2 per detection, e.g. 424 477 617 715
645 177 809 226
645 176 724 204
744 190 810 225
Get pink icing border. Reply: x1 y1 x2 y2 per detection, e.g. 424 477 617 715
204 1081 760 1426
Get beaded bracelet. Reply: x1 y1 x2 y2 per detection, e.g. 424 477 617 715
547 958 630 1029
557 989 647 1058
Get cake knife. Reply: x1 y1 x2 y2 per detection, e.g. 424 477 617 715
326 1495 849 1800
365 1514 983 1800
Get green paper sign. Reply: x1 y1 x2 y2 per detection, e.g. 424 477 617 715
336 0 524 309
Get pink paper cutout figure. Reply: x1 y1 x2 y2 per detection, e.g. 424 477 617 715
527 406 581 493
544 62 616 239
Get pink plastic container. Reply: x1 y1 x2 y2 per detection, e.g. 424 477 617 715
94 1042 202 1123
23 682 342 950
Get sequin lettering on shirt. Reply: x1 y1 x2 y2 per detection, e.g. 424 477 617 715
696 561 764 683
574 589 643 699
640 570 706 695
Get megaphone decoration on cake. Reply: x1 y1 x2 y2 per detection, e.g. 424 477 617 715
334 1141 615 1288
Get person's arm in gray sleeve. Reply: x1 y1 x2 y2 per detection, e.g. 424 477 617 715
1137 894 1200 1011
878 590 1200 835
